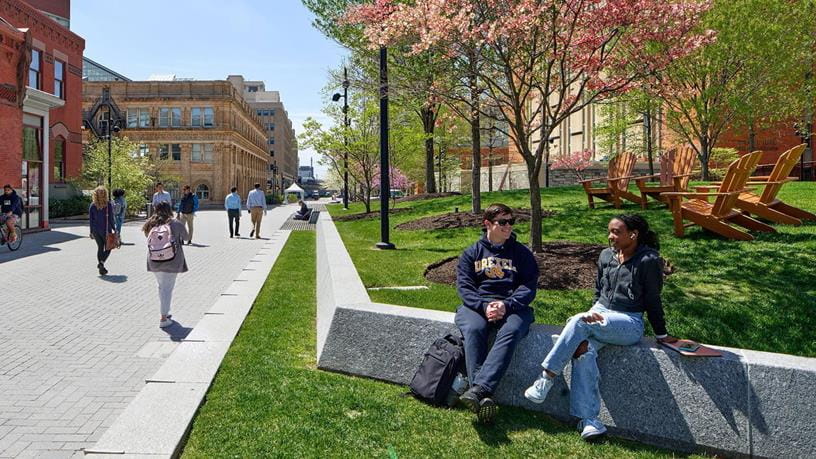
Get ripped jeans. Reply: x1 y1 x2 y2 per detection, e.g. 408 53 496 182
541 303 643 419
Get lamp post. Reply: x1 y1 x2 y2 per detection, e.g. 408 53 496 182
795 119 813 181
271 163 278 197
376 46 395 250
105 109 120 191
332 67 350 210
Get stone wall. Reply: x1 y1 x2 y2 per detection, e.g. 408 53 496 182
458 162 659 192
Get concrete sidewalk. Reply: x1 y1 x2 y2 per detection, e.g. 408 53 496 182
0 206 294 458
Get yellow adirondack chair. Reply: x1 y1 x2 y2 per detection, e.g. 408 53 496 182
580 151 643 208
732 144 815 225
635 146 696 209
663 151 776 241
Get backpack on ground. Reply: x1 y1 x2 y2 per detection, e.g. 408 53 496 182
147 222 176 262
408 333 467 407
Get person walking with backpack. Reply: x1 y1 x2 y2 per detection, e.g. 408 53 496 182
143 201 189 328
89 186 117 275
224 186 241 238
176 185 198 245
246 183 267 239
112 189 127 244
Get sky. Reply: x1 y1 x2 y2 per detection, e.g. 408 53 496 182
72 0 348 178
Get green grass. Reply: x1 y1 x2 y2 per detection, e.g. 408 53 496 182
329 183 816 357
181 231 698 458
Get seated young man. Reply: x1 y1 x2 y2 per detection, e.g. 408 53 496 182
294 200 311 220
455 203 538 423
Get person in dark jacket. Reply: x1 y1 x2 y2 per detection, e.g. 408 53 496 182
294 200 311 220
176 185 198 245
455 203 538 424
524 214 677 441
88 186 116 275
2 184 23 242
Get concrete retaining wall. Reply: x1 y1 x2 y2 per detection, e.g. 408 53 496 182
316 213 816 458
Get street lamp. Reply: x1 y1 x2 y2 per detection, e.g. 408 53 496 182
332 67 350 210
376 46 395 250
104 110 121 191
271 163 278 197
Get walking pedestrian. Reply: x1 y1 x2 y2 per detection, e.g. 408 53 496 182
88 186 116 275
177 185 198 245
224 186 241 238
143 201 189 328
151 182 172 213
246 183 267 239
112 188 127 244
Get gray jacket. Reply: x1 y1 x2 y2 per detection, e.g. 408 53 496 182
146 220 189 273
594 245 666 336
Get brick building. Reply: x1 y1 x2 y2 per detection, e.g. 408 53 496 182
0 0 83 230
227 75 299 194
82 81 270 205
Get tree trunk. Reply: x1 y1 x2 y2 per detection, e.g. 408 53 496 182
364 186 372 213
469 71 481 213
700 136 711 181
748 123 756 151
528 165 543 253
421 107 437 194
645 109 655 176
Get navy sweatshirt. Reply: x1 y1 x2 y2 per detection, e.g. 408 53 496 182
457 233 539 315
1 190 23 217
594 245 667 336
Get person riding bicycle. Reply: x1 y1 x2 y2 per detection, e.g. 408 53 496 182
2 184 23 242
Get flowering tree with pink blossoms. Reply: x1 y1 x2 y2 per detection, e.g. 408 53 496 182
551 149 593 182
346 0 711 252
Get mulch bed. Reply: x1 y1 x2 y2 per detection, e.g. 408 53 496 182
395 208 555 231
333 207 411 222
396 192 461 203
424 241 675 290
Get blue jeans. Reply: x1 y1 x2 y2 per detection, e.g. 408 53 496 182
456 305 534 394
541 303 643 419
114 215 124 235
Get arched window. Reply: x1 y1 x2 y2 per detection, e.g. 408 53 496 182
195 183 210 200
54 137 66 183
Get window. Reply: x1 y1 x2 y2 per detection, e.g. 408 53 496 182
270 150 274 157
54 60 65 99
171 108 182 127
266 123 275 131
268 137 275 145
159 108 169 127
195 184 210 200
269 108 275 116
54 139 65 182
256 109 263 116
159 108 182 127
171 144 181 160
159 144 169 160
137 144 149 157
203 107 214 127
191 108 201 127
191 143 214 163
127 108 150 128
29 49 41 89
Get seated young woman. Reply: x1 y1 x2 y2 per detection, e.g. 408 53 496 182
523 214 677 441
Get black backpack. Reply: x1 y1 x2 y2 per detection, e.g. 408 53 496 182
408 333 466 407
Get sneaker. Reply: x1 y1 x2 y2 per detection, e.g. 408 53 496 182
459 385 489 414
98 264 108 276
235 233 240 237
159 318 173 328
524 372 555 404
477 396 497 424
578 418 607 441
249 229 254 238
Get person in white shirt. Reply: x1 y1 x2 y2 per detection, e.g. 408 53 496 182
246 183 267 239
151 182 172 213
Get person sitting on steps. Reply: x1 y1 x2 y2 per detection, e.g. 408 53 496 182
524 214 677 441
455 203 538 424
294 200 311 221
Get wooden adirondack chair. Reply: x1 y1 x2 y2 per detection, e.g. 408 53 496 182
635 146 696 209
580 151 643 208
731 144 815 225
663 151 776 241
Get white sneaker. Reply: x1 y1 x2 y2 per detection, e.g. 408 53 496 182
159 318 173 328
578 418 607 441
524 373 554 404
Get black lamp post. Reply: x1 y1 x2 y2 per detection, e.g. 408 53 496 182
376 46 395 250
795 119 813 181
105 110 121 191
271 163 278 196
332 67 350 210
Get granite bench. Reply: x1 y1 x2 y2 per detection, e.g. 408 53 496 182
316 212 816 458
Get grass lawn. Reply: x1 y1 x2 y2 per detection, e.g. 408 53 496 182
181 231 698 458
328 182 816 357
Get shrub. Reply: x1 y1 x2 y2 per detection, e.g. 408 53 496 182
287 194 299 203
709 147 740 180
49 195 91 218
265 193 284 205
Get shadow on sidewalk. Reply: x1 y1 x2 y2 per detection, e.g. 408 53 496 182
0 230 83 264
100 274 128 283
162 321 193 342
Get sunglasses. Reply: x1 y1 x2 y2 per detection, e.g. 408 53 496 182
493 218 515 226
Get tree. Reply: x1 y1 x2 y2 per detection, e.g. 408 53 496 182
76 137 165 215
346 0 709 252
650 0 815 179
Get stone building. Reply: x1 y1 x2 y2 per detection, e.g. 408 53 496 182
227 75 298 194
82 80 269 205
0 0 84 230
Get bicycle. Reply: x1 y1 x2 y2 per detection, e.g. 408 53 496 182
0 222 22 251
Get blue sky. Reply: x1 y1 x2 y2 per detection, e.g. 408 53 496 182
72 0 348 177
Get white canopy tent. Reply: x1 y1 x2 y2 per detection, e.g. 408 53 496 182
284 183 306 202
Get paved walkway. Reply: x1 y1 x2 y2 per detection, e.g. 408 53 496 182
0 207 292 458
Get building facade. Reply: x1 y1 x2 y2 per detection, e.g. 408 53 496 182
82 81 270 204
0 0 83 230
227 75 298 194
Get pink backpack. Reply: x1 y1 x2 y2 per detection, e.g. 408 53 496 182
147 222 176 262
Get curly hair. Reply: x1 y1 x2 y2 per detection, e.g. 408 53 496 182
92 186 109 210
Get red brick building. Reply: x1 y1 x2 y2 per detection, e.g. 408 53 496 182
0 0 84 230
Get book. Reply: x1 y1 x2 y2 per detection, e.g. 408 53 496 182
659 339 722 357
